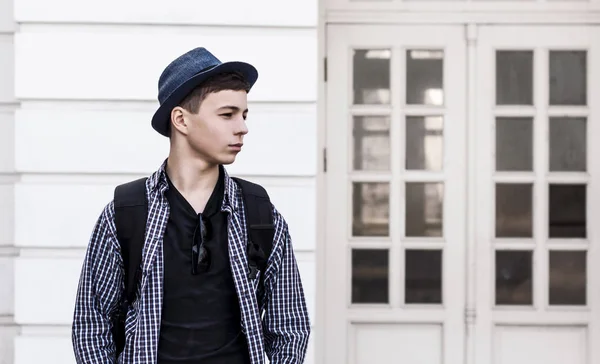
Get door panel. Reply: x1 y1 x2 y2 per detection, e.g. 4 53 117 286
325 24 467 364
475 25 600 364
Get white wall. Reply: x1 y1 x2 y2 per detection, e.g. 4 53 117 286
0 0 17 362
9 1 318 363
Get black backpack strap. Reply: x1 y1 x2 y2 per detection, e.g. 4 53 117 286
112 177 148 356
231 177 275 280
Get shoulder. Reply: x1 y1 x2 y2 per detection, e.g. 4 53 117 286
101 200 117 231
96 200 118 243
226 174 291 238
81 200 121 265
270 204 293 264
271 204 289 234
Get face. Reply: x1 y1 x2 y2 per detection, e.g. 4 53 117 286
172 89 249 166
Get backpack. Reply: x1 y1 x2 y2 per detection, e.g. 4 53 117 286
111 176 275 356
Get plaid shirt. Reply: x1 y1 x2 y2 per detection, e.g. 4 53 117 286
72 161 311 364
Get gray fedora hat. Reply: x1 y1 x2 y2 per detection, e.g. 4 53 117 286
151 47 258 136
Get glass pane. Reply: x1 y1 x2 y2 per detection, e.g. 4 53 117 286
549 117 586 172
496 250 533 305
405 250 442 304
353 49 391 104
496 117 533 171
353 182 390 237
352 249 389 304
496 51 533 105
549 251 586 306
405 182 444 237
549 184 586 238
353 116 391 171
496 184 533 238
406 50 444 106
550 51 587 106
406 116 444 171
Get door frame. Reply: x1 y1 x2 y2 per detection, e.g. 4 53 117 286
317 19 600 364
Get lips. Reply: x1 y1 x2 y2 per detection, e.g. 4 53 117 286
229 143 243 152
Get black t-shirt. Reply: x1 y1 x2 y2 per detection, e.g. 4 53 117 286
157 167 250 364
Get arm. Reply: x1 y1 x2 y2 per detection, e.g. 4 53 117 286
72 202 123 364
263 209 311 364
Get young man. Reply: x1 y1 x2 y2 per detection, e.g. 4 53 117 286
71 47 311 364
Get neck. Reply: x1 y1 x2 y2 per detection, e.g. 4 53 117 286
165 152 220 196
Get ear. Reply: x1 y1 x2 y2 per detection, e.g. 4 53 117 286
170 106 188 135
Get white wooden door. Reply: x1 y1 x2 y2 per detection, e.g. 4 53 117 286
324 23 600 364
324 24 467 364
474 25 600 364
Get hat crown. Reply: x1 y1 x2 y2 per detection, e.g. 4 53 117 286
151 47 258 137
157 47 221 104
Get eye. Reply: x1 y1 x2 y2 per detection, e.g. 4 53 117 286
220 113 233 118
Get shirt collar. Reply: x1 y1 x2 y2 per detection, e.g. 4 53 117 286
148 158 241 214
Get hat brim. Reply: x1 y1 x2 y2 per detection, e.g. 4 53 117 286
151 61 258 137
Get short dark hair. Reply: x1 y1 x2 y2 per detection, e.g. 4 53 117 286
178 71 251 114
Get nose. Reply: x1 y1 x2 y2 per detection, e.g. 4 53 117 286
235 116 248 136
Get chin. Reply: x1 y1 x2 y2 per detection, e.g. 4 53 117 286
218 156 237 165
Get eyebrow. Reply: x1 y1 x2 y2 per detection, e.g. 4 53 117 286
218 105 248 113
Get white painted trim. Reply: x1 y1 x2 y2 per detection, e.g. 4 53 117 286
326 1 600 12
0 315 16 325
0 247 19 257
491 310 591 323
314 0 328 362
326 10 600 25
17 22 315 30
17 173 317 185
0 0 15 34
389 46 403 310
587 27 600 364
0 103 19 112
533 46 548 313
0 33 15 105
474 27 494 364
17 22 315 34
346 310 448 322
329 1 599 11
18 99 315 111
14 246 316 258
0 174 19 183
465 22 478 364
323 24 351 364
